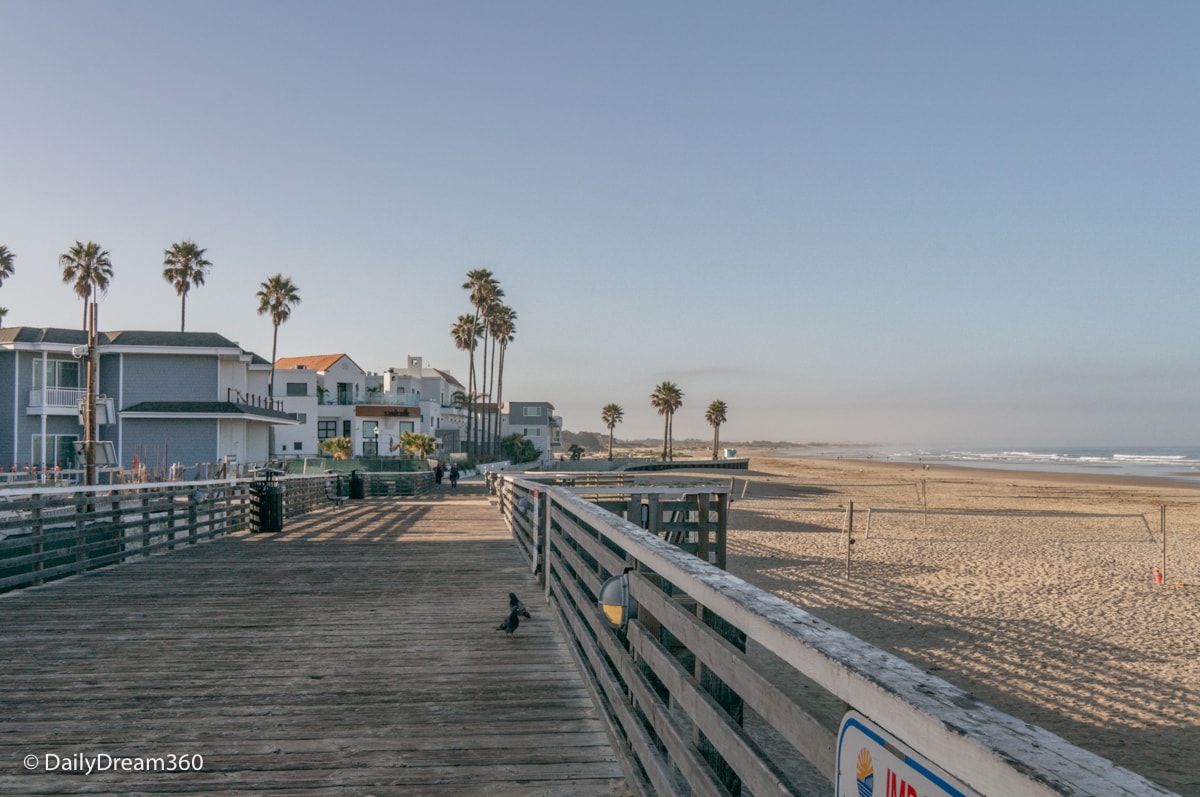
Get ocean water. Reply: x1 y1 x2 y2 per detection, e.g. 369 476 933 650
787 445 1200 482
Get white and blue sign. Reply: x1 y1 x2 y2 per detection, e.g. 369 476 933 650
836 711 980 797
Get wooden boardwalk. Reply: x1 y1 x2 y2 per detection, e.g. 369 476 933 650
0 485 630 796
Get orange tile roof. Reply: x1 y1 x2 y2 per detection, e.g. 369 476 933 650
274 354 355 372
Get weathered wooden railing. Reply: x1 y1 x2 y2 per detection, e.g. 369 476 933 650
493 473 730 572
0 470 435 594
360 471 435 497
494 473 1176 797
0 479 252 594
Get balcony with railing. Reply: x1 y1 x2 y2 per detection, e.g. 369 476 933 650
26 388 87 415
316 392 421 408
226 389 287 412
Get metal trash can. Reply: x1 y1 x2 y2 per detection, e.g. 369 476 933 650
249 468 284 533
349 469 365 500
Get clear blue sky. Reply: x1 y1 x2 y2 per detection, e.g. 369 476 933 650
2 2 1197 448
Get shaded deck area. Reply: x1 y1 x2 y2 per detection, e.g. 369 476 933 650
0 485 629 795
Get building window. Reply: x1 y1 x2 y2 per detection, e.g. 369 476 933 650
522 406 542 417
31 434 78 467
288 412 307 424
285 382 308 396
32 360 81 390
294 441 303 451
318 420 337 440
342 420 352 437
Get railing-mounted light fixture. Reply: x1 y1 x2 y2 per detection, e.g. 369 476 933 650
598 568 637 631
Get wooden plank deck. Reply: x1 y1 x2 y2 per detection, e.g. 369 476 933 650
0 485 631 796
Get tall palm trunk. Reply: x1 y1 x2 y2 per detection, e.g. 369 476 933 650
479 329 491 460
662 413 669 461
471 312 483 459
495 342 507 461
668 411 674 461
488 333 499 458
466 333 477 458
180 291 187 333
268 323 279 399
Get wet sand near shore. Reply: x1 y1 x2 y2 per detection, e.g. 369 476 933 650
720 454 1200 795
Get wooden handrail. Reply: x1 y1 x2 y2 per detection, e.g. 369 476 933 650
494 474 1178 797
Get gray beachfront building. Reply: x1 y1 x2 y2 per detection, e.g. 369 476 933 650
1 327 295 475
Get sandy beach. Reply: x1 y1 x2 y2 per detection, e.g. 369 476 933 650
721 454 1200 796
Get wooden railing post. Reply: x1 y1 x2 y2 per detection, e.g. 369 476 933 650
141 494 152 556
107 494 121 562
716 492 728 570
74 492 87 574
187 490 199 545
696 493 710 564
167 490 177 550
31 496 43 587
543 490 554 602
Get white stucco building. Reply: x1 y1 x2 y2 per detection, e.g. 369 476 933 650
272 354 468 459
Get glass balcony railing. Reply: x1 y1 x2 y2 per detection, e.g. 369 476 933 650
316 393 421 407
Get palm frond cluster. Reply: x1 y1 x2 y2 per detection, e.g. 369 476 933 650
256 273 302 399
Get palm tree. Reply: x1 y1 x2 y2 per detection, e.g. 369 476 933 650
451 314 482 455
162 240 212 332
318 436 353 460
489 304 516 460
601 403 624 461
0 245 14 288
255 274 301 399
59 241 114 329
0 307 7 328
463 269 501 457
394 430 436 459
650 381 683 461
705 400 728 460
477 284 504 459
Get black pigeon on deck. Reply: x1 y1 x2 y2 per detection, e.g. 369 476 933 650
497 607 521 637
508 592 531 619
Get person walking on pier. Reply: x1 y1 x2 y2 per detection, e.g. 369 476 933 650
449 463 460 489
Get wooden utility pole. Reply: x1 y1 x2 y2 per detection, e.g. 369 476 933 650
84 301 99 488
